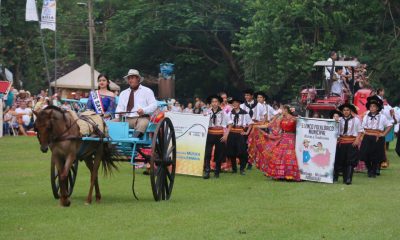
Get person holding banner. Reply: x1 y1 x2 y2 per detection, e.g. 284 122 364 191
267 105 301 181
360 95 393 178
227 97 253 175
86 74 116 120
334 104 362 185
203 95 232 179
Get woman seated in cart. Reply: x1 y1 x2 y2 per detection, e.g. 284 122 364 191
86 74 116 120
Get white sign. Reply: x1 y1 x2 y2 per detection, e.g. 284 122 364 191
295 117 339 183
41 0 56 31
25 0 39 22
165 112 209 176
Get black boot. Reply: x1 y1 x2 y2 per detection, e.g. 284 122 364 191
203 171 210 179
345 166 353 185
333 170 339 182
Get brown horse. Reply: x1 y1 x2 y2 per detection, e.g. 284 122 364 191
33 106 117 207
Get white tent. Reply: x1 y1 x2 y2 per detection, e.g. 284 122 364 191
50 64 120 91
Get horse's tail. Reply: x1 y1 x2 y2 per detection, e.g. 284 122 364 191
101 142 119 176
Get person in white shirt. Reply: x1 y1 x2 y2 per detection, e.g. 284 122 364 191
183 102 193 113
334 104 363 185
324 51 337 80
376 88 396 168
15 101 33 135
114 69 157 138
170 101 182 113
360 95 393 178
255 91 275 122
331 67 344 96
240 89 263 170
227 97 253 175
203 95 232 179
240 89 265 122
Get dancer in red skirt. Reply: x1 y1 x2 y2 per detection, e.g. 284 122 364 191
267 105 301 181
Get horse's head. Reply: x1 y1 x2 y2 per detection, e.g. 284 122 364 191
33 109 54 153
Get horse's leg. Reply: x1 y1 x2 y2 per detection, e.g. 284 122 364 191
59 153 75 207
84 159 101 204
85 144 103 204
93 149 103 203
52 154 68 207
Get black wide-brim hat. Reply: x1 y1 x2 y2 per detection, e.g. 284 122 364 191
338 103 358 114
206 95 223 104
330 109 343 119
228 96 244 104
366 95 383 111
254 91 268 100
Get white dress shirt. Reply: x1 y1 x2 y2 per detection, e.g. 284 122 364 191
205 108 232 128
240 101 265 121
115 85 157 118
362 112 392 131
339 116 362 137
227 109 253 128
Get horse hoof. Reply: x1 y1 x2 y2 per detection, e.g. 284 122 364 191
96 198 101 203
60 201 71 207
85 201 92 205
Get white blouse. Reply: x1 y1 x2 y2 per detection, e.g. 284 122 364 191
361 113 392 131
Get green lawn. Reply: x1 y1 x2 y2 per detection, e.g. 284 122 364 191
1 136 400 240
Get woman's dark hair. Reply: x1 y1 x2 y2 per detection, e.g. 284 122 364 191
97 74 111 91
283 105 293 116
376 88 384 95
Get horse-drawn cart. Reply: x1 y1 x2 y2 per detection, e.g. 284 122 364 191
47 102 176 204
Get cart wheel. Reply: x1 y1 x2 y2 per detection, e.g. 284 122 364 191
51 160 79 199
150 117 176 201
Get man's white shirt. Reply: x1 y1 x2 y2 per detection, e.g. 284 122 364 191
115 85 157 118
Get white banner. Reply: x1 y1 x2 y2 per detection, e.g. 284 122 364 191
40 0 56 31
295 117 339 183
25 0 39 22
165 112 209 177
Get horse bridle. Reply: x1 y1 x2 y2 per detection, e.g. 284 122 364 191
35 110 81 146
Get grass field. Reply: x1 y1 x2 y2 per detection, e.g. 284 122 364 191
1 136 400 240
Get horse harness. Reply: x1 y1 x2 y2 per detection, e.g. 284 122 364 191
36 108 107 145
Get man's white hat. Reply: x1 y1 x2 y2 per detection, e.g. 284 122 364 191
124 69 144 82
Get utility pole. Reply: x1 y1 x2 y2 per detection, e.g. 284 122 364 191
88 0 95 91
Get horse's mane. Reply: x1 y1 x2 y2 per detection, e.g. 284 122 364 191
43 105 65 113
42 105 68 121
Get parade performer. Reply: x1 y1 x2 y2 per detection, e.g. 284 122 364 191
86 74 116 120
240 89 265 170
226 97 253 175
203 95 232 179
334 103 362 184
267 105 301 181
360 95 393 178
376 88 395 168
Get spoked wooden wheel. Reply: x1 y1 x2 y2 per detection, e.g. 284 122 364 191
150 117 176 201
51 160 79 199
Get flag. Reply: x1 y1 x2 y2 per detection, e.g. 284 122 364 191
25 0 39 22
40 0 56 31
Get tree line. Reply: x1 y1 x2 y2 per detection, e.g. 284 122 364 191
1 0 399 103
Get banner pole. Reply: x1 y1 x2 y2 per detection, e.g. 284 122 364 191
36 0 52 97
